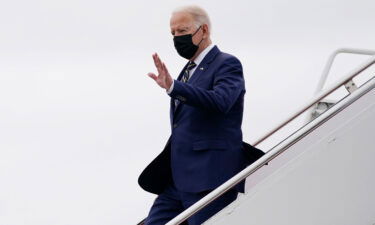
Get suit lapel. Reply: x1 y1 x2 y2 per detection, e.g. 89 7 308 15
187 46 220 85
171 46 221 122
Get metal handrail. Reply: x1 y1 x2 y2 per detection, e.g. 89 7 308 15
165 50 375 225
315 48 375 95
253 48 375 147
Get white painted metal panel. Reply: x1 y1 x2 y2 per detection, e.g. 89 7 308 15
205 84 375 224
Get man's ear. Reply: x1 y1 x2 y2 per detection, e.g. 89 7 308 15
202 24 209 38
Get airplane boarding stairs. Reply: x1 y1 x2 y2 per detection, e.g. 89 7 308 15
137 48 375 225
203 54 375 225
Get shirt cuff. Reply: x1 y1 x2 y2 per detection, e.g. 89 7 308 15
166 80 175 94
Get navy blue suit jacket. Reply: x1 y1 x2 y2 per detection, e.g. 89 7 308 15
138 46 264 194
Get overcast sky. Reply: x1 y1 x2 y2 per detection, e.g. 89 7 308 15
1 0 375 224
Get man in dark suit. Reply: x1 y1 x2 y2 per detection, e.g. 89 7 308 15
139 5 264 225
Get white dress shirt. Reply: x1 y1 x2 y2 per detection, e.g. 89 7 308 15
167 44 215 94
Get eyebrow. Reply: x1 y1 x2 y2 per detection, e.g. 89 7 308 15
172 26 190 31
171 26 190 34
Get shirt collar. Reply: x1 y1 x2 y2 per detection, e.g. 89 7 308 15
191 43 215 66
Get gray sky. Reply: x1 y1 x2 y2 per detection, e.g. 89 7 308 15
1 0 375 224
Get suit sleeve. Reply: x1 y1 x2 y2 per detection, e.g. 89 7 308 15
168 57 245 114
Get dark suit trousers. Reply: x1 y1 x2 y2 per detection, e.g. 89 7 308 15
144 183 238 225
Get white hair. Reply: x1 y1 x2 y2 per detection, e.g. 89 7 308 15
173 5 212 31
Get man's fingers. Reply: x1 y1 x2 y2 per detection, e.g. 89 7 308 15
152 54 159 68
153 53 164 75
147 72 157 81
162 62 169 75
152 53 161 71
154 53 161 67
155 54 161 65
151 53 169 80
160 61 165 73
156 54 166 73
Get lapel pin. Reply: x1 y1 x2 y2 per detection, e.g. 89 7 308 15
200 67 204 70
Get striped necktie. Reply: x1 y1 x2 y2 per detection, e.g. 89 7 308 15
174 61 197 110
181 61 197 83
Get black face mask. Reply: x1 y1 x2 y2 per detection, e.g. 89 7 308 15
173 26 203 59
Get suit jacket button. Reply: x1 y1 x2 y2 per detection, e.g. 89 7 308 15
173 124 178 128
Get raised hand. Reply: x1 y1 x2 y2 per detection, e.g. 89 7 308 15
147 53 173 90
